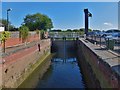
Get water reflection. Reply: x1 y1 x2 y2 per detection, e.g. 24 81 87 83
52 58 76 63
18 40 86 88
36 41 85 88
36 57 85 88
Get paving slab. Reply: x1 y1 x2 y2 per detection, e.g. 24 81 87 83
80 38 120 76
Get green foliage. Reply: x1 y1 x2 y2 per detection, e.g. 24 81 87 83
79 28 92 32
73 29 79 32
0 31 10 53
88 29 92 32
0 31 10 42
19 25 29 42
50 29 62 32
23 13 53 31
36 29 40 35
40 30 45 39
0 19 15 31
79 28 84 32
66 29 72 32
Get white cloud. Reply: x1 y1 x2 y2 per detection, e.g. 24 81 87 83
103 22 113 27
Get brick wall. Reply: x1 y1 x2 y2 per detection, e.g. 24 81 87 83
77 40 119 88
1 39 51 88
0 32 40 48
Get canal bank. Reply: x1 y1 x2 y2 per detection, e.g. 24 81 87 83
18 40 86 88
77 39 120 88
18 53 53 88
1 38 119 89
1 39 51 88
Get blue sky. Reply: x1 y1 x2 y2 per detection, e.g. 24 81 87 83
1 2 118 30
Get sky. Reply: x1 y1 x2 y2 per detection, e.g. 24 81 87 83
1 2 118 31
1 0 119 2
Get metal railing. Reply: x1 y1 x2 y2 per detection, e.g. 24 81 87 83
49 32 120 54
86 35 120 54
49 32 83 39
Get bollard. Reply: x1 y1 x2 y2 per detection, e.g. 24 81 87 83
94 41 97 45
38 43 41 52
100 36 101 47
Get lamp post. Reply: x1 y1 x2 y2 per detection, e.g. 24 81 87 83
84 8 92 36
7 8 12 31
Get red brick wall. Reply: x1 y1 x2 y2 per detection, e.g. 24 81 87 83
5 38 22 47
1 34 39 48
27 34 39 42
1 39 50 88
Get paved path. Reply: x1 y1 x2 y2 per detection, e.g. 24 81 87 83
87 37 120 54
5 40 38 53
81 38 120 76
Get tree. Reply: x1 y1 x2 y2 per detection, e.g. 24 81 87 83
19 25 29 43
0 31 10 53
23 13 53 31
79 28 84 32
88 28 92 32
73 29 79 32
67 29 72 32
0 19 15 31
50 29 62 32
79 28 92 32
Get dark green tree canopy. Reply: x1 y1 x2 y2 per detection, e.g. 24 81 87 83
23 13 53 31
79 28 92 32
0 19 15 31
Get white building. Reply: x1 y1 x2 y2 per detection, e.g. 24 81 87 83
0 22 5 32
0 27 5 32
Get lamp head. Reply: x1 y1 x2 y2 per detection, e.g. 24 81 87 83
88 13 92 17
7 8 12 11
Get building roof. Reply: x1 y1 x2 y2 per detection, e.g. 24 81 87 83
0 22 4 27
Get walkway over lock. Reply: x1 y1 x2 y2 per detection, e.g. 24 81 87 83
49 32 83 39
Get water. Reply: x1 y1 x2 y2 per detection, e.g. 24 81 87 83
18 40 86 88
36 40 86 88
36 57 85 88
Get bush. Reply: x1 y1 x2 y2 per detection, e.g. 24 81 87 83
0 31 10 42
36 29 40 35
40 30 45 39
19 25 29 42
0 31 10 53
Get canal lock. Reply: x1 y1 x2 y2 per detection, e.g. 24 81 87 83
18 39 101 88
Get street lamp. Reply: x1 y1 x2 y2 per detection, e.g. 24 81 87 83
7 8 12 31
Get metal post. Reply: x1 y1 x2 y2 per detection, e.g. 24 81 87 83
84 9 89 36
84 9 92 37
7 8 12 31
7 11 9 31
100 36 101 47
108 38 109 49
3 32 5 53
